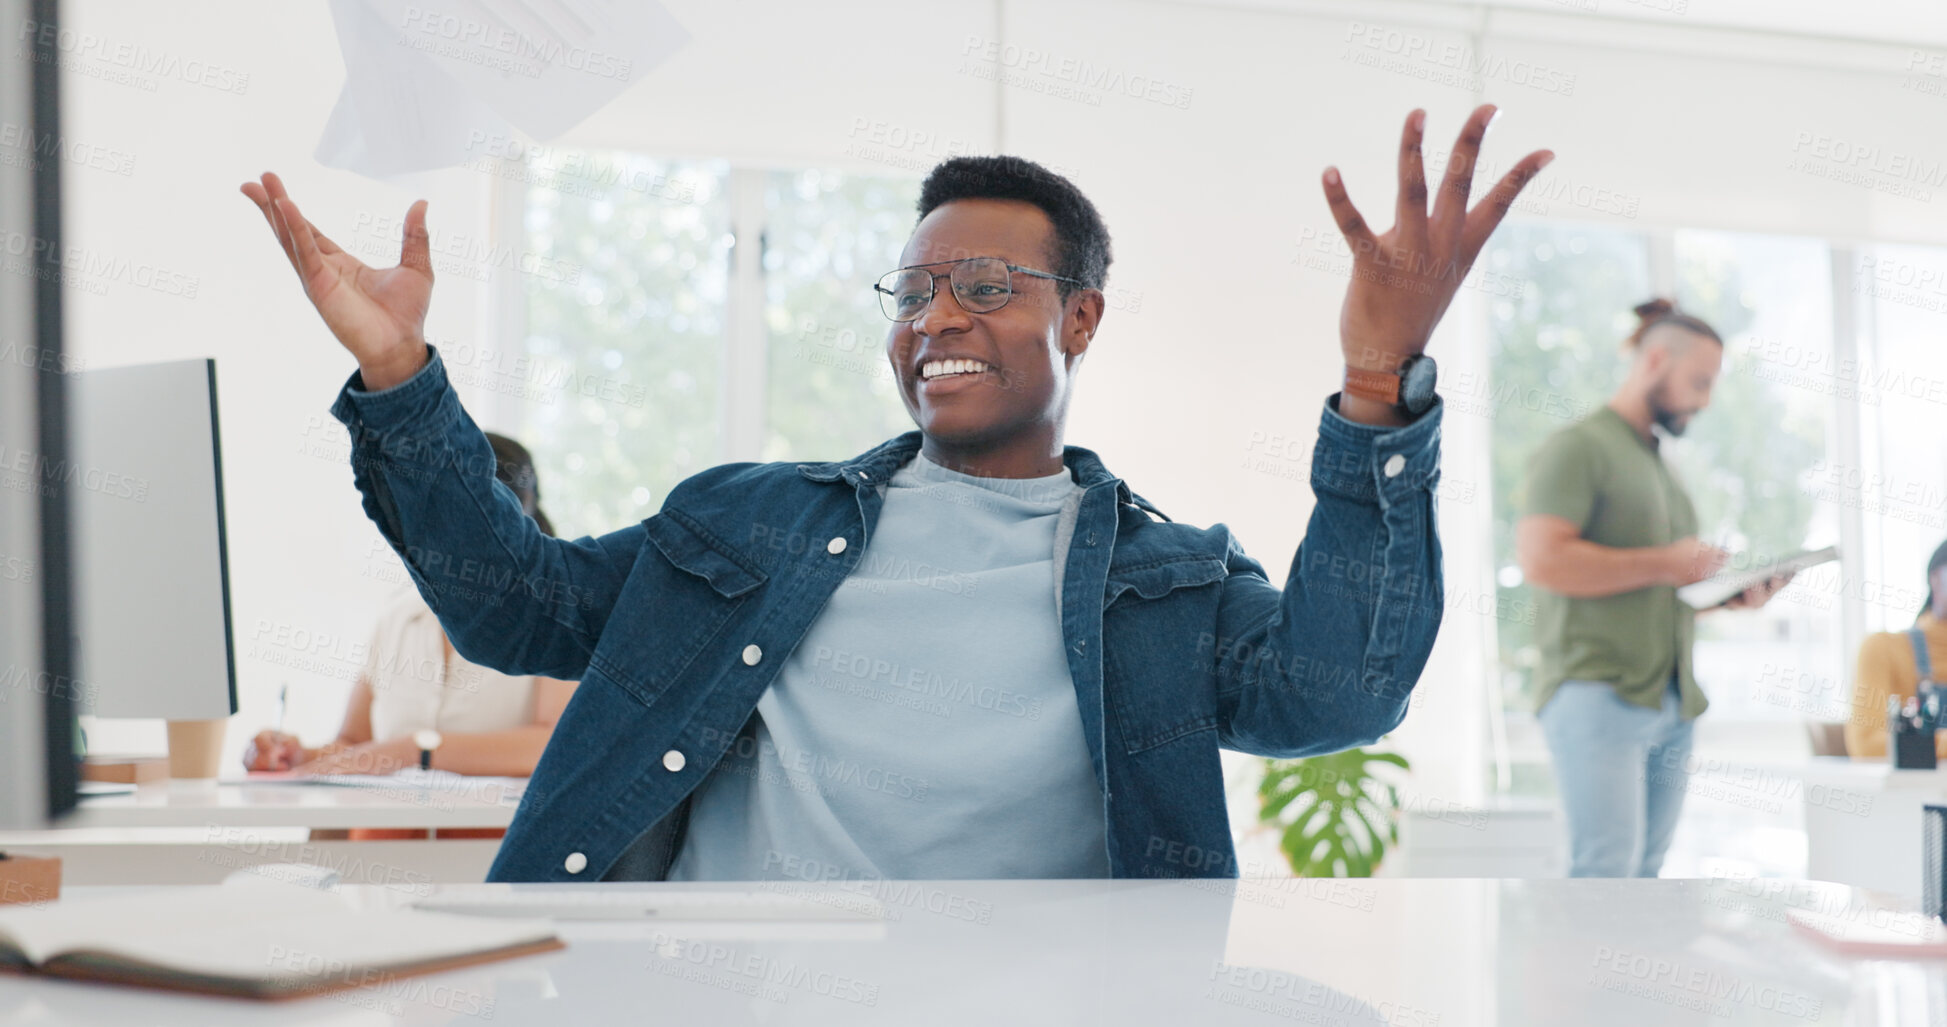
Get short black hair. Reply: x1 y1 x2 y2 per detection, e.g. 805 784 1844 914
916 155 1111 298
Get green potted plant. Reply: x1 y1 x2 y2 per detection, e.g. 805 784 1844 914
1255 745 1410 878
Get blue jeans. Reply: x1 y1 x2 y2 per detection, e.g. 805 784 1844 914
1538 676 1694 877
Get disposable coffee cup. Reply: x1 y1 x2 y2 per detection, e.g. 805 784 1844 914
165 718 227 779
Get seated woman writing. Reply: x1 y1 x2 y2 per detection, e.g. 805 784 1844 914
243 432 577 783
1844 539 1947 760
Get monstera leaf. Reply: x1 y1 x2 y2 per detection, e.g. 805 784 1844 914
1257 747 1410 878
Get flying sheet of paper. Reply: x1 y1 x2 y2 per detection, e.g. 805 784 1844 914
315 0 690 181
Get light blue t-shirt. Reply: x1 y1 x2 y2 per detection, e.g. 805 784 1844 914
666 450 1109 881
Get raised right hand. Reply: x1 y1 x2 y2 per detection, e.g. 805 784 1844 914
1661 537 1730 587
240 172 433 391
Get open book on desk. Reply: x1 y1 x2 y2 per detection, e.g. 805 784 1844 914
1677 545 1838 610
0 884 561 1000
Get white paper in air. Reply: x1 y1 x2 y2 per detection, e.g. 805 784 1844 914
315 0 689 182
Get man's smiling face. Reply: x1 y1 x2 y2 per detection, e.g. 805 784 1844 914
884 198 1096 453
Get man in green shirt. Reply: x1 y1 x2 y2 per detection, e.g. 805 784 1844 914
1516 301 1790 878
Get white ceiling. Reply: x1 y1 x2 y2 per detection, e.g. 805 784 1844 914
1180 0 1947 50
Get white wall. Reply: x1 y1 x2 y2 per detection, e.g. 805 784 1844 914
57 1 503 763
55 0 1947 800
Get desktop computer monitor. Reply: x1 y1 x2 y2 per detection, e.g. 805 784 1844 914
69 358 239 721
0 0 79 829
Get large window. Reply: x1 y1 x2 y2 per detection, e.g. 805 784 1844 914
1479 222 1927 878
761 170 920 463
1671 231 1842 742
1855 244 1947 634
517 156 730 538
1482 222 1651 797
508 157 921 539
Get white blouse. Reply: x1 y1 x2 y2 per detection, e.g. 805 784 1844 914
363 589 536 741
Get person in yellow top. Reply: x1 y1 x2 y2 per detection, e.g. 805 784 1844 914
1846 540 1947 760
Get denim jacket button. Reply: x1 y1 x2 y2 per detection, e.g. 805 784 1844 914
564 852 588 874
1383 454 1406 479
743 644 763 665
662 749 686 772
827 536 847 555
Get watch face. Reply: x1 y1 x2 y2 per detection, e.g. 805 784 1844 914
1401 355 1439 413
413 729 443 751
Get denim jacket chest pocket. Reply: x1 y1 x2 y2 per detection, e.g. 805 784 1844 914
591 509 767 709
1101 556 1229 754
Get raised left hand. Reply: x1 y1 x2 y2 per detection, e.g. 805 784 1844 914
1323 105 1553 420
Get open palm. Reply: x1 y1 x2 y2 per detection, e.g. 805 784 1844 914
240 171 434 389
1324 105 1553 370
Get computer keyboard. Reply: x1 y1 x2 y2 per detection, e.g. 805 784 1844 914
412 886 886 922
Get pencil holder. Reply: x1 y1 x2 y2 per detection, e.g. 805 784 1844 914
1894 726 1938 770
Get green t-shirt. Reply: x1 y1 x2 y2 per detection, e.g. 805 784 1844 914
1520 406 1705 720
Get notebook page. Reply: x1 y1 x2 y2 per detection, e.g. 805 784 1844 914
0 885 350 965
81 907 557 985
0 885 553 983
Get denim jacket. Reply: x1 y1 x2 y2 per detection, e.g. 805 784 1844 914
328 344 1446 882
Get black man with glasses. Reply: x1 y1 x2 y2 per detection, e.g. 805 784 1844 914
246 104 1553 883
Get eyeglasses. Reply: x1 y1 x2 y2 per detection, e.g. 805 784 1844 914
874 256 1083 322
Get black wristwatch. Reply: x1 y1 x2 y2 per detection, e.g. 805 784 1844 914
413 729 443 771
1344 354 1438 416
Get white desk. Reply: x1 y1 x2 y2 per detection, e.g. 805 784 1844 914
0 778 519 886
1794 757 1947 895
0 877 1934 1025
